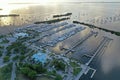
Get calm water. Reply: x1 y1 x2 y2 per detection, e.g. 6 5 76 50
0 3 120 80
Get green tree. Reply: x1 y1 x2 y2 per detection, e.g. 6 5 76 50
28 70 37 79
3 56 10 62
0 51 2 57
20 67 37 79
19 55 25 61
55 75 62 80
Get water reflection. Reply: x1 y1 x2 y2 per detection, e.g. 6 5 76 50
0 3 120 31
84 14 120 25
0 3 120 80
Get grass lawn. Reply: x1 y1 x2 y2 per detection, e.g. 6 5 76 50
70 61 80 68
0 63 12 80
36 76 54 80
16 69 29 80
73 68 82 76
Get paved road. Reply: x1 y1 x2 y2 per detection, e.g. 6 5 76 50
11 62 16 80
75 64 89 80
66 66 73 80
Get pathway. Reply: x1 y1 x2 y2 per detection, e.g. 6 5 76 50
11 62 16 80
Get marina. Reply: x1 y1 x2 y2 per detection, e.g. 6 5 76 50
0 2 120 80
40 26 86 47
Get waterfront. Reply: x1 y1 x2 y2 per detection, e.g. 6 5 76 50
0 2 120 80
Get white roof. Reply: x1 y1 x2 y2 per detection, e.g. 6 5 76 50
14 33 28 38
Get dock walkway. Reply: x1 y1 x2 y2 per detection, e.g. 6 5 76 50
64 31 95 55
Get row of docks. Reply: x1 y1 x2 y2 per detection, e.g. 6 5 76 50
59 33 112 79
28 23 68 33
85 36 113 66
81 36 113 79
85 15 120 24
28 23 78 43
63 31 98 55
74 64 96 80
83 66 96 78
16 22 68 33
39 27 86 47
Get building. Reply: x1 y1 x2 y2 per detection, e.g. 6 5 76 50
14 33 28 38
32 52 47 64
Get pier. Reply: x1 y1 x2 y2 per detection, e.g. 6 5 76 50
80 36 113 79
90 68 96 78
64 31 96 55
73 36 112 80
29 24 76 43
44 27 86 47
85 36 112 66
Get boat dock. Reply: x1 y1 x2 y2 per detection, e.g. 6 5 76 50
74 36 112 80
29 24 76 43
64 31 96 55
85 36 112 66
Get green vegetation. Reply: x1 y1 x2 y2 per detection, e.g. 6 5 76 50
6 41 28 55
73 21 120 36
0 51 2 57
70 61 82 76
0 35 5 39
17 62 63 80
53 13 72 18
52 59 66 71
3 56 10 62
73 68 81 76
0 46 4 49
46 70 62 80
36 76 54 80
18 63 47 79
18 37 30 42
46 70 57 76
12 55 19 61
19 55 26 61
42 49 46 53
0 63 12 80
16 67 30 80
70 61 79 68
55 74 62 80
25 50 36 58
34 17 70 24
0 46 4 57
1 38 9 43
20 67 37 79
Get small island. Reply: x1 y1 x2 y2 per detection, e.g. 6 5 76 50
53 13 72 18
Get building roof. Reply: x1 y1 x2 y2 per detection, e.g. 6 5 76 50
14 33 28 38
32 52 47 64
